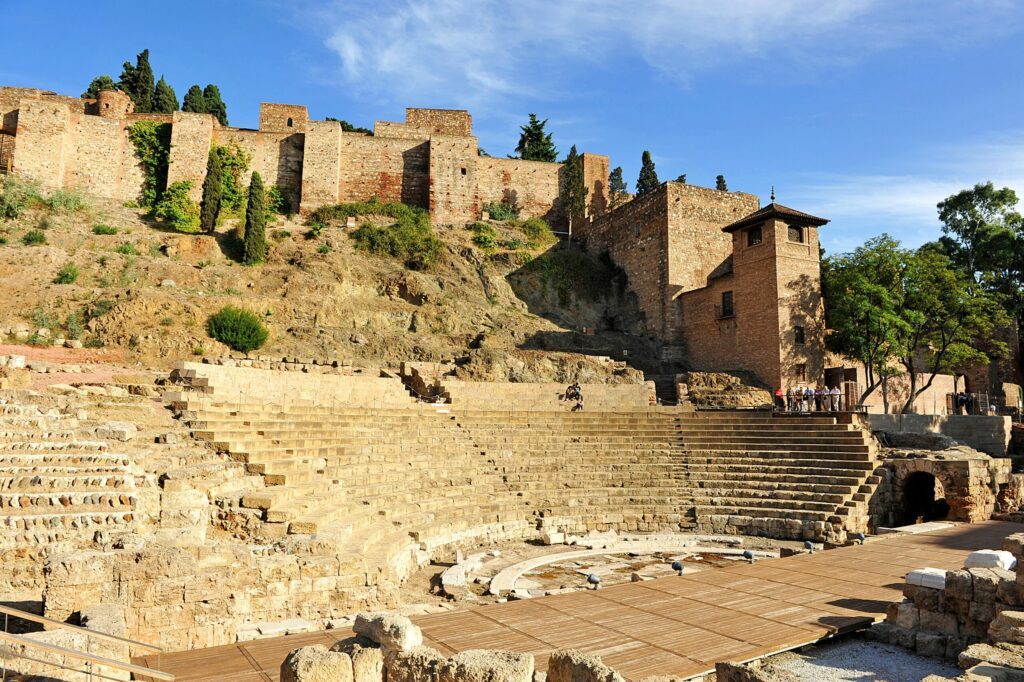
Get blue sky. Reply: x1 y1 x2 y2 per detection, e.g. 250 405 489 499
3 0 1023 253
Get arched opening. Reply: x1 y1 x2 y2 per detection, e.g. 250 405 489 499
287 117 293 127
901 471 950 525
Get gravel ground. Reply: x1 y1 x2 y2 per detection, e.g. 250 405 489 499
766 638 961 681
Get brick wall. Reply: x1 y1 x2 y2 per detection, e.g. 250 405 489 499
166 111 215 201
338 133 430 208
581 153 610 217
577 186 671 336
300 120 342 212
214 128 305 212
259 103 308 133
68 113 127 197
429 135 479 225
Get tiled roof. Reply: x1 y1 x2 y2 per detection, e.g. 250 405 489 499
721 203 829 233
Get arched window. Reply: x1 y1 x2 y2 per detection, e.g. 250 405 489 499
286 117 293 128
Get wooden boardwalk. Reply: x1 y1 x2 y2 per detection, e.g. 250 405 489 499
138 521 1019 681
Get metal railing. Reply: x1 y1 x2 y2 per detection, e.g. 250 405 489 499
0 604 173 681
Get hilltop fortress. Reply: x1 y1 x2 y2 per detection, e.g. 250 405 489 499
0 85 826 389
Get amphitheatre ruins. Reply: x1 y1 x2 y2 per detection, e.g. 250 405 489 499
0 82 1023 682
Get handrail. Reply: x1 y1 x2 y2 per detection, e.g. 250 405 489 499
0 630 175 680
3 648 133 682
0 604 162 653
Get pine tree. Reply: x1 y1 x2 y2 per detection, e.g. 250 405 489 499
563 145 589 236
118 49 155 113
243 172 267 265
609 166 628 210
152 76 179 114
199 150 224 233
716 175 728 191
675 174 687 184
203 84 228 126
182 85 206 114
636 151 660 196
81 75 117 99
513 114 557 162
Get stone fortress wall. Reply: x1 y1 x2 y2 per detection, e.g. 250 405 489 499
0 84 831 389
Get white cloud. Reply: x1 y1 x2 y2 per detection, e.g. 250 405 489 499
293 0 1019 109
786 133 1024 251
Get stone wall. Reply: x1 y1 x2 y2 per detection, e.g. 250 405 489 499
260 103 309 133
868 414 1013 457
213 127 305 212
476 156 562 221
300 120 342 211
429 135 479 225
12 99 71 189
166 111 215 202
338 133 430 209
405 108 472 137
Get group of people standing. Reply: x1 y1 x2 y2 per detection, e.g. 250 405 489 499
774 385 843 412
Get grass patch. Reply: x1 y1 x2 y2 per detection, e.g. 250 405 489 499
310 199 442 270
53 263 79 284
115 243 139 256
21 229 46 246
92 224 118 235
468 222 498 251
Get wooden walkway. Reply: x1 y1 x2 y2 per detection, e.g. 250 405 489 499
138 521 1019 681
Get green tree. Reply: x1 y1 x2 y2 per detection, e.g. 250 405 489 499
562 145 589 238
325 117 372 135
152 76 178 113
609 166 628 210
937 182 1022 282
243 172 267 265
635 151 660 196
203 84 228 125
81 75 117 99
716 175 728 191
513 114 557 162
675 174 687 184
118 49 155 114
824 234 1010 413
182 85 206 114
199 149 224 233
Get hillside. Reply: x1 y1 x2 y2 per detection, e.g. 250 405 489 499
0 180 668 383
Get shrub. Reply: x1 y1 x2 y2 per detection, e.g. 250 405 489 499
317 243 331 254
153 181 200 232
128 121 172 207
115 243 138 256
307 198 416 233
192 345 204 356
482 200 518 221
272 229 292 240
83 298 115 322
0 177 42 219
83 336 104 348
22 229 46 246
307 199 442 269
48 189 84 213
468 222 498 251
53 263 79 284
92 224 118 235
65 313 83 340
159 317 174 326
212 142 251 214
266 184 291 215
519 217 556 248
206 305 269 352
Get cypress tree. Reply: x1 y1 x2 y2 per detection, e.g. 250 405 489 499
203 84 229 126
152 76 179 114
513 114 557 162
609 166 628 209
200 150 224 233
636 151 660 196
675 174 687 184
563 145 589 235
81 75 117 99
716 175 728 191
118 49 155 113
182 85 206 114
243 172 267 265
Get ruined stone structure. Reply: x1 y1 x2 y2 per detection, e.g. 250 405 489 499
0 84 833 388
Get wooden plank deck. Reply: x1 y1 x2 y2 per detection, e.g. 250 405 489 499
137 521 1020 681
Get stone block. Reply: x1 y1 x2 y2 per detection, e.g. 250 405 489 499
921 609 959 636
991 611 1024 645
542 531 566 545
966 550 1017 571
1002 533 1024 560
437 650 534 682
96 421 138 442
893 603 920 630
385 646 447 682
354 613 423 652
281 644 354 682
946 569 974 601
916 632 947 659
332 636 384 682
547 649 625 682
908 568 948 590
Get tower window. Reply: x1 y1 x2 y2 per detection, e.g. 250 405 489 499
286 117 293 127
460 167 467 175
788 225 804 243
747 226 762 246
794 363 807 381
718 291 734 318
794 326 806 345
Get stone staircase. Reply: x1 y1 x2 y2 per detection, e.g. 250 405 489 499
166 363 882 586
